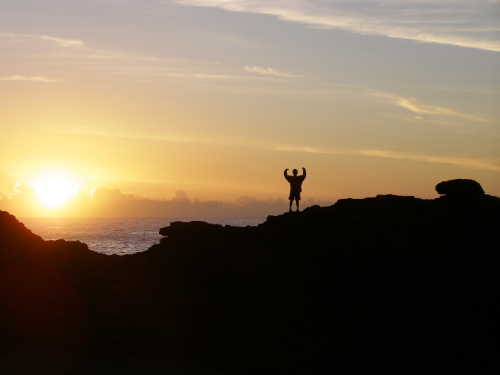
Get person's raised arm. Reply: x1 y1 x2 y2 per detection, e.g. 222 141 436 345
284 168 289 178
302 167 307 178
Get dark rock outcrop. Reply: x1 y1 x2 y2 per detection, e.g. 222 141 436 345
435 178 485 198
1 189 499 374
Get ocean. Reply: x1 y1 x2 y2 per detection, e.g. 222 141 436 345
19 217 266 255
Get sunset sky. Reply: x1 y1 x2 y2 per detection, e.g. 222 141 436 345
1 0 499 217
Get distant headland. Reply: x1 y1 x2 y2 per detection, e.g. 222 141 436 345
0 179 498 374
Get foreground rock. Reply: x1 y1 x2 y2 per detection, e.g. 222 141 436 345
1 187 499 374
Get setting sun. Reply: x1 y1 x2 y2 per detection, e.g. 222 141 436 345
32 170 78 209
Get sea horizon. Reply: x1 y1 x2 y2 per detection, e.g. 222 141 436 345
18 216 267 256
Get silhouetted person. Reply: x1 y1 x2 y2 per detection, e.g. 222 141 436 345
284 167 306 212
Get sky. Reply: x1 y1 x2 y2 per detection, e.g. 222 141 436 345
0 0 499 217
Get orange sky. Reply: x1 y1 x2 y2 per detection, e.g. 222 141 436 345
1 1 499 217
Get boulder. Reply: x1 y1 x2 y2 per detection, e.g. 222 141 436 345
159 220 223 238
435 179 485 197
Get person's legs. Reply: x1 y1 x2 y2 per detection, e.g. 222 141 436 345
289 199 293 212
295 198 300 212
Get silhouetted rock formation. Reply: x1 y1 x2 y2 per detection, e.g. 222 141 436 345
436 178 485 198
1 187 499 374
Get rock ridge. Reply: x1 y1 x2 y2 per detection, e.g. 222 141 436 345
1 183 499 374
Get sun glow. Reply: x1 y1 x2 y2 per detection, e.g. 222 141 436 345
32 170 79 209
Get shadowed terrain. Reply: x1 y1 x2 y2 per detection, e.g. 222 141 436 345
1 181 498 374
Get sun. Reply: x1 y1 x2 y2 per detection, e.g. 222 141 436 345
32 170 78 209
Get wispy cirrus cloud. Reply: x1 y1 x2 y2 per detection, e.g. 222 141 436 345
244 65 304 78
0 75 62 82
0 33 248 82
272 144 500 172
2 33 315 85
0 33 84 48
50 127 274 154
0 33 240 82
174 0 500 52
355 149 500 172
54 126 500 173
368 91 489 122
37 35 85 48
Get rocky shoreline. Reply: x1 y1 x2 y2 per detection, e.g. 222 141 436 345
1 180 498 374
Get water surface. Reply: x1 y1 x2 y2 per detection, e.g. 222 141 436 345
19 217 266 255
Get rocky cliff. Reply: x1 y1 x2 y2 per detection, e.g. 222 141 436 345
0 182 498 374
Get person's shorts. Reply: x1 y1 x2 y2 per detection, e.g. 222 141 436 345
289 191 301 201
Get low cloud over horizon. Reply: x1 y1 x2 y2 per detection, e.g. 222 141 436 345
0 182 333 218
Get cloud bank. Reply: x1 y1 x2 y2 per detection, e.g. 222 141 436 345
0 183 332 218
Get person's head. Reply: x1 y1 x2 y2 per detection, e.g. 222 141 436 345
292 169 298 176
